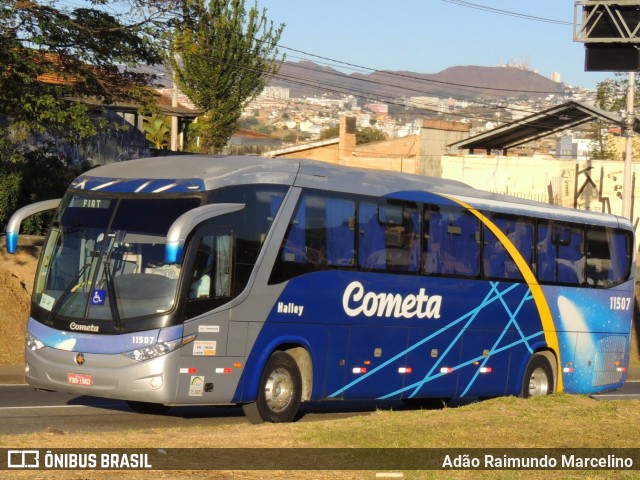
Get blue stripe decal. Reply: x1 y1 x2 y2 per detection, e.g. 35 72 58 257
71 177 205 193
328 281 540 399
380 331 544 400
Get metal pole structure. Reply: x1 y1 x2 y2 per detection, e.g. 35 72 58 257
170 78 179 152
622 71 635 219
170 54 180 152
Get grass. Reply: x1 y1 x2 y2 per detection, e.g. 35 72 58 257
2 394 640 480
2 250 640 479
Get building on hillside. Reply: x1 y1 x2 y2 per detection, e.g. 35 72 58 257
556 135 592 161
266 102 640 226
225 129 283 155
364 103 389 115
260 86 290 100
264 116 469 176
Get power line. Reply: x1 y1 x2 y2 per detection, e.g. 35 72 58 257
275 43 567 96
439 0 572 26
26 1 587 131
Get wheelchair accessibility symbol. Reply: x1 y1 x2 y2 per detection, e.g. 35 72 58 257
91 289 106 305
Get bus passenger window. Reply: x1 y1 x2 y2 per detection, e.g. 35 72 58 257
536 221 556 282
425 206 479 276
424 207 445 274
537 221 585 285
325 198 355 267
359 202 385 269
586 227 631 287
270 192 355 284
359 202 418 272
483 214 532 281
556 225 585 285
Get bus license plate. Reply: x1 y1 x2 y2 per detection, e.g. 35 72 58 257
67 373 93 386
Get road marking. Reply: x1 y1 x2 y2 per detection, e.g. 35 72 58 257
591 394 640 399
0 404 123 410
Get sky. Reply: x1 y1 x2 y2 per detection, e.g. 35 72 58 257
57 0 617 89
257 0 614 89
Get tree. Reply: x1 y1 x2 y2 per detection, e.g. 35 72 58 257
356 127 386 144
319 125 387 144
142 114 171 149
1 1 171 161
169 0 285 153
319 126 339 140
0 1 172 228
590 74 640 161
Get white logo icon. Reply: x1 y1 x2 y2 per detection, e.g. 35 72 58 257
8 450 39 468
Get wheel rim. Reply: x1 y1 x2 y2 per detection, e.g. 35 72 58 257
528 366 550 396
264 367 294 413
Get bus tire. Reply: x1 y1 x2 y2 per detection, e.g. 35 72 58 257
243 351 302 424
521 354 554 398
126 401 171 415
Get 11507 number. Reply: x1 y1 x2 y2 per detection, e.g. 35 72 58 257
610 296 632 311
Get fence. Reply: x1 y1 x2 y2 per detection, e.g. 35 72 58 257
488 190 553 205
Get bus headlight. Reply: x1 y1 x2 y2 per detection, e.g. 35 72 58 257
124 334 196 362
26 333 45 351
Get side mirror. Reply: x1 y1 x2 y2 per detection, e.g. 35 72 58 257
5 199 61 254
165 203 245 263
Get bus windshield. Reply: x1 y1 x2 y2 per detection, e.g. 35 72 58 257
34 195 201 324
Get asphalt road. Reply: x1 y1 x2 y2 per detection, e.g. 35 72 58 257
0 381 638 435
0 384 412 435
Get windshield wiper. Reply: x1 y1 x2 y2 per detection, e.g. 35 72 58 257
46 262 92 325
103 261 123 331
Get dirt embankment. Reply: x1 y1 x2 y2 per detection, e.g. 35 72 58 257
0 238 40 365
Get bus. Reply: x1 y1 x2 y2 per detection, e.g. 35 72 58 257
6 155 635 423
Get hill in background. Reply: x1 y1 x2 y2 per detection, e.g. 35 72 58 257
270 60 569 101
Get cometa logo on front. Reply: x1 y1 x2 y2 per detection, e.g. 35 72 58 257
342 281 442 319
69 322 100 333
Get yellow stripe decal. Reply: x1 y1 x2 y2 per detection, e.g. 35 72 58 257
446 196 563 392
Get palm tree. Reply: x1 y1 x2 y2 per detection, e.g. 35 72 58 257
142 115 171 149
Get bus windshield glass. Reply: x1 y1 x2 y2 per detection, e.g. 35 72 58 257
34 195 201 323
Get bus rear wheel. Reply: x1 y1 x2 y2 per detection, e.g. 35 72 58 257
521 354 554 398
243 351 302 424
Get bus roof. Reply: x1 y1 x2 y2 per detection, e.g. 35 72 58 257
73 155 632 230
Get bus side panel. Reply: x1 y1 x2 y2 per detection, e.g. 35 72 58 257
403 327 461 399
174 310 249 404
235 271 553 403
232 273 633 404
541 281 633 394
321 325 349 399
338 325 409 400
456 329 513 398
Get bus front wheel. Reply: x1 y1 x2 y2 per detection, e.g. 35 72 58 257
521 354 554 398
243 351 302 424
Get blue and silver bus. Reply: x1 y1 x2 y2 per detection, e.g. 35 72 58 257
6 155 635 422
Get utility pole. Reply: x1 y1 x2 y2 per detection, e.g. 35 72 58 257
170 76 179 152
170 54 180 152
622 71 635 220
573 1 640 219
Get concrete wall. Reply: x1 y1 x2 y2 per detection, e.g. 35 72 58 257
419 119 471 176
266 115 638 225
277 144 341 163
442 153 635 218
